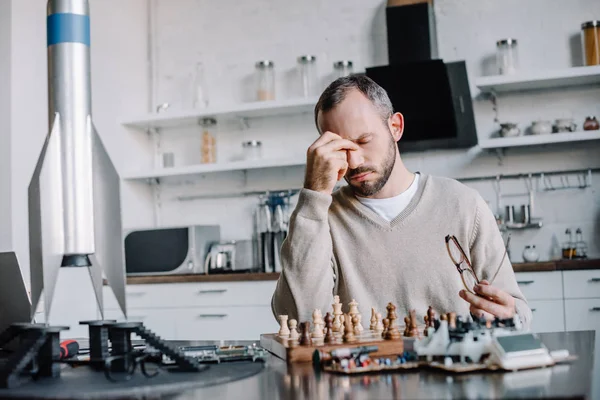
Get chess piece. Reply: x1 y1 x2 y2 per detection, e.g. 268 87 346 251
278 315 290 337
312 309 324 338
440 313 447 321
343 313 356 343
299 322 312 346
348 299 359 317
354 314 364 334
375 312 384 333
408 309 419 337
289 319 299 340
370 308 377 331
403 316 410 337
382 318 389 338
384 302 401 340
332 297 343 333
448 312 457 329
427 306 436 328
324 312 335 343
423 315 429 337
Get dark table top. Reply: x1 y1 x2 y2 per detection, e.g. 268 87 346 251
169 330 598 400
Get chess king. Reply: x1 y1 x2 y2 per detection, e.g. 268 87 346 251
271 76 532 329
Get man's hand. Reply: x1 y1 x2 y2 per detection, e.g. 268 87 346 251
459 280 516 320
304 131 361 195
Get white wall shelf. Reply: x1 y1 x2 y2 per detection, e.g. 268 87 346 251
122 157 306 181
479 131 600 150
122 97 319 130
475 65 600 93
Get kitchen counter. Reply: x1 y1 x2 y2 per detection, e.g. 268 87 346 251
122 259 599 284
163 331 599 399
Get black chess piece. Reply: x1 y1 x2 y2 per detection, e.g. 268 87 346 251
324 313 334 344
299 322 312 346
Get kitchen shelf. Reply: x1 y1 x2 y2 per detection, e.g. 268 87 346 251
475 65 600 93
122 96 319 130
479 130 600 150
122 157 306 181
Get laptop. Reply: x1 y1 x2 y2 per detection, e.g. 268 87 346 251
0 252 32 335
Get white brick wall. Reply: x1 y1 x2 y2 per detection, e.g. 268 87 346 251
141 0 600 261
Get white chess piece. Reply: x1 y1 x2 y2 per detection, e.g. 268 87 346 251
376 312 384 333
370 308 377 331
278 315 290 337
354 314 364 335
348 299 359 317
312 309 324 338
289 319 299 340
332 301 343 333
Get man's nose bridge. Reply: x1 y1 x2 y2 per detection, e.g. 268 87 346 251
347 149 363 168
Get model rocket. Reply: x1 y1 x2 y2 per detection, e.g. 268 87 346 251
28 0 127 320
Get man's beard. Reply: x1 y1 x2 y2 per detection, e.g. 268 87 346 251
345 136 396 197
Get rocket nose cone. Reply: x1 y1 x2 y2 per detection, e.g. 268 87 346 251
47 0 89 16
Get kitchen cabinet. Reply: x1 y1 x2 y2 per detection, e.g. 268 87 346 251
101 281 279 341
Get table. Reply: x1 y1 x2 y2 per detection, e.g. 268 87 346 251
172 331 597 399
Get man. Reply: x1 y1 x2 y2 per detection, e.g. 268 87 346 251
271 75 531 329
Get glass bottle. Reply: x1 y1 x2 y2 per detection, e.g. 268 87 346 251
333 60 354 79
255 60 275 101
200 117 217 164
496 38 519 75
581 21 600 66
562 228 575 259
192 62 209 109
574 228 588 259
297 55 318 97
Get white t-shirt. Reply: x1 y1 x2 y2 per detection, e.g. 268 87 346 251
355 173 420 221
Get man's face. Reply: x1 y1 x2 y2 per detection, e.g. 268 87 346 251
317 90 398 197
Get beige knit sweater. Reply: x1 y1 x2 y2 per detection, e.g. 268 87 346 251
271 174 532 329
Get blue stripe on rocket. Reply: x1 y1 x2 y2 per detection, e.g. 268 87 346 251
47 13 90 47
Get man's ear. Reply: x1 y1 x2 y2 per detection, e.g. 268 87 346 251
388 112 404 142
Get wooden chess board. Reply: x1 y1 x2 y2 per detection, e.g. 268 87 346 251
260 330 414 364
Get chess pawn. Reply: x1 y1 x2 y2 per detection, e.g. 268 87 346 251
299 322 312 346
448 312 457 329
343 314 356 343
312 309 324 338
370 308 377 331
324 312 335 344
278 315 290 338
423 315 429 337
382 318 389 338
375 312 384 333
408 309 419 338
427 306 436 328
403 316 410 337
289 319 299 340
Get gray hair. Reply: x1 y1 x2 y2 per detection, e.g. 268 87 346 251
314 75 394 133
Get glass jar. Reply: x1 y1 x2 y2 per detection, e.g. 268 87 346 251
583 116 600 131
298 55 318 97
582 21 600 66
242 140 262 161
496 38 519 75
333 61 354 79
255 60 275 101
200 117 217 164
562 228 576 259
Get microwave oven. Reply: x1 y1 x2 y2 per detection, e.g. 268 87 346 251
124 225 220 275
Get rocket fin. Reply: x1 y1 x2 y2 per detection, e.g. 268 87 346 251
28 113 65 320
89 117 127 318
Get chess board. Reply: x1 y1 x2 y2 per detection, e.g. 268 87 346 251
260 330 414 364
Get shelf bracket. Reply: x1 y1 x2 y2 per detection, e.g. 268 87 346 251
494 148 504 165
238 117 250 130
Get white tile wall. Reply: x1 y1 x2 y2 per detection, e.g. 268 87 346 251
0 0 12 252
141 0 600 258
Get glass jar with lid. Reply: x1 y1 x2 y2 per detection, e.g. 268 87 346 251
255 60 275 101
333 60 354 79
582 21 600 66
496 38 519 75
200 117 217 164
297 55 318 98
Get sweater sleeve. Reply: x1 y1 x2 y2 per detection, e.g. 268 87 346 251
469 193 533 330
271 189 337 323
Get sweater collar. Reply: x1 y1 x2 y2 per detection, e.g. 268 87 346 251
339 173 429 229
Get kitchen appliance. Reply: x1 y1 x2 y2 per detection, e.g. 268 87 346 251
204 240 255 274
366 60 478 152
124 225 220 275
254 191 293 273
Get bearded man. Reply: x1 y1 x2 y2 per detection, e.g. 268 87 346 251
271 75 531 329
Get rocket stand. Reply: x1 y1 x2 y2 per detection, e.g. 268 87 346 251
106 322 140 374
79 320 116 370
0 323 69 388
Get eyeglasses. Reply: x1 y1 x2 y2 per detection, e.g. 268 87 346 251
444 234 510 295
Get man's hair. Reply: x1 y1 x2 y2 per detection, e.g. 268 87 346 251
314 75 394 133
